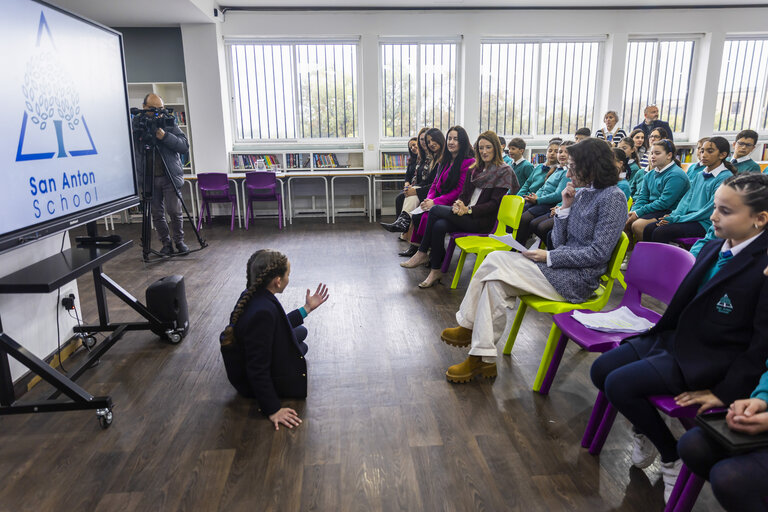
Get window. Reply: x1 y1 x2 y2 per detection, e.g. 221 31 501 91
622 39 695 135
228 41 358 141
479 40 601 137
380 41 457 138
714 38 768 133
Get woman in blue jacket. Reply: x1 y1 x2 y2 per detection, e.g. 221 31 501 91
220 249 329 430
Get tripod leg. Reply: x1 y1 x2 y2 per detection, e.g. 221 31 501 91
157 150 208 249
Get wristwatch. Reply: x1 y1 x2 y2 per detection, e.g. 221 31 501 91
467 207 473 215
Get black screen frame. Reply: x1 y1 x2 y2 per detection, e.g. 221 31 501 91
0 0 139 255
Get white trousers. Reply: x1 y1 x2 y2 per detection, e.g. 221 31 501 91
402 189 421 214
455 251 564 362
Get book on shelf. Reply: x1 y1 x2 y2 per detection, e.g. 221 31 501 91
231 154 280 171
530 153 546 164
285 153 305 169
676 148 694 163
383 153 408 169
313 153 344 168
762 143 768 161
172 111 186 125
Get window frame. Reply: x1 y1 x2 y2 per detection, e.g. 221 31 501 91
225 37 362 147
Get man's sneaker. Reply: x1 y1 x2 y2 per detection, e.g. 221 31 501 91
175 241 190 255
631 432 657 468
661 458 683 503
159 244 174 257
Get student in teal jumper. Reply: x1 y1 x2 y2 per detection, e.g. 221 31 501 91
685 137 711 181
618 137 644 197
730 129 762 174
517 141 559 197
515 141 573 244
643 137 736 243
625 139 690 242
508 137 535 186
612 147 632 200
499 136 515 167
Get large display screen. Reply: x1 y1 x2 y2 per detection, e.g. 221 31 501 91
0 0 138 253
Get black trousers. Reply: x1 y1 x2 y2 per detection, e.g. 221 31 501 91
515 203 555 243
418 205 493 269
531 214 555 249
643 221 706 244
678 427 768 511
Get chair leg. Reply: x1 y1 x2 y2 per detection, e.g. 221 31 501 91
669 468 704 512
470 251 488 278
532 323 563 392
617 272 627 290
502 301 528 355
230 203 235 231
537 332 570 395
197 200 205 230
589 402 618 455
450 250 468 289
582 391 609 449
277 196 284 230
441 238 456 274
245 200 251 230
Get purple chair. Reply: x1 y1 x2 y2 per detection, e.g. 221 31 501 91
674 237 702 250
539 242 696 395
245 172 283 230
197 173 238 231
440 225 496 274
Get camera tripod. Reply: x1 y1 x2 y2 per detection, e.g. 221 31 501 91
138 140 207 262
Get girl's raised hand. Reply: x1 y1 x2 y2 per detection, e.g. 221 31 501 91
304 283 330 313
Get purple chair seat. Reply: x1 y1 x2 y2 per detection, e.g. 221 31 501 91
674 237 702 249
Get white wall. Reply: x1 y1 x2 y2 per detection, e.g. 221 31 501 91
181 6 768 168
0 233 80 382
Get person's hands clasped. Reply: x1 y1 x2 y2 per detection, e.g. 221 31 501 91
405 187 418 197
421 198 435 211
304 283 329 313
625 211 638 227
523 249 548 263
269 407 302 430
560 181 576 209
675 389 725 415
524 193 537 205
657 214 670 227
726 398 768 435
452 200 468 216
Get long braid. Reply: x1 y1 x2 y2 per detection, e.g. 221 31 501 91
220 249 288 347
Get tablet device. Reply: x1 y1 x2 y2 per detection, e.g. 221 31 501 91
696 412 768 455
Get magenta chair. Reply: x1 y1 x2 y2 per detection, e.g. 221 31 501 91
538 242 696 395
440 224 496 273
674 237 703 250
244 172 283 230
197 173 238 231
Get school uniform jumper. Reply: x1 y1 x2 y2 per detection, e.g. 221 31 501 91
512 158 535 189
730 156 762 174
591 232 768 462
686 161 706 181
630 162 690 218
516 163 551 197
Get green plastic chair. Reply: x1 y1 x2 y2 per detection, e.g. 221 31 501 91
501 232 630 392
616 197 633 290
450 195 525 289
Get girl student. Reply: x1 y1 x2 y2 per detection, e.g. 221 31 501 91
439 138 628 382
612 147 632 200
643 137 736 244
594 110 627 146
629 128 649 167
618 137 644 197
625 139 690 243
678 357 768 511
400 126 475 258
639 125 669 167
220 249 330 430
684 137 711 181
514 141 574 245
397 128 445 256
516 140 560 197
381 127 433 234
590 173 768 502
401 131 517 288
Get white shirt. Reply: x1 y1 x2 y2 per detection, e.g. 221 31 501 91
702 162 728 178
722 231 763 257
655 161 674 174
733 155 754 164
513 157 526 166
469 187 483 207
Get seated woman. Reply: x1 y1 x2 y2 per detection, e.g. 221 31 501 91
678 360 768 512
629 128 649 168
594 110 627 146
643 136 735 244
382 127 433 235
590 173 768 502
220 249 329 430
516 141 560 197
625 138 690 243
515 141 574 245
400 126 474 258
439 138 627 383
401 131 518 288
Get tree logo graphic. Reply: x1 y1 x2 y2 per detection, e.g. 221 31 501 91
15 11 97 162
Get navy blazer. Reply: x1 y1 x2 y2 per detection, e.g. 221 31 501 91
633 119 675 142
221 289 307 416
625 231 768 404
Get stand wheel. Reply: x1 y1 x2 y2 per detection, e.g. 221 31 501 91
96 408 113 429
168 332 182 344
82 335 97 349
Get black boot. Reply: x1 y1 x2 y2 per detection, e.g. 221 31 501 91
380 212 411 233
398 244 418 257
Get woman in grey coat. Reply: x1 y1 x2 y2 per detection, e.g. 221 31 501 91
439 138 628 383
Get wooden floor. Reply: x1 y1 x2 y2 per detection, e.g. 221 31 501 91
0 216 725 512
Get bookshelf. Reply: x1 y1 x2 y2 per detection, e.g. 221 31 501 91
381 151 409 170
229 150 364 172
127 82 194 174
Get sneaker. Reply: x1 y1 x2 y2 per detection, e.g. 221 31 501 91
661 459 683 503
631 433 657 468
159 244 174 257
175 241 190 255
620 255 630 271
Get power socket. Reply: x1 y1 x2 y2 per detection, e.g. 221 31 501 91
61 293 76 310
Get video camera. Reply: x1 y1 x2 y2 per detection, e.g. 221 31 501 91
130 106 176 144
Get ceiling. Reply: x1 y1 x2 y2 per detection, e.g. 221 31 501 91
45 0 768 27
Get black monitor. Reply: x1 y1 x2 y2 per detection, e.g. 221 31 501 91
0 0 138 254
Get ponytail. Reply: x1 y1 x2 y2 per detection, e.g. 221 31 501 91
219 249 289 347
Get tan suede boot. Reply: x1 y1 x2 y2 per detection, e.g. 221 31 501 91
440 326 472 347
446 355 497 383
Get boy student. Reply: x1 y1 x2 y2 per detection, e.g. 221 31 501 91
574 127 591 142
499 136 514 167
730 129 762 174
508 138 535 187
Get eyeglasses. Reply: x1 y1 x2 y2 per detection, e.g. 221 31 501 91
735 141 755 148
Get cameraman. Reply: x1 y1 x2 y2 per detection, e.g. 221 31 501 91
133 93 190 256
